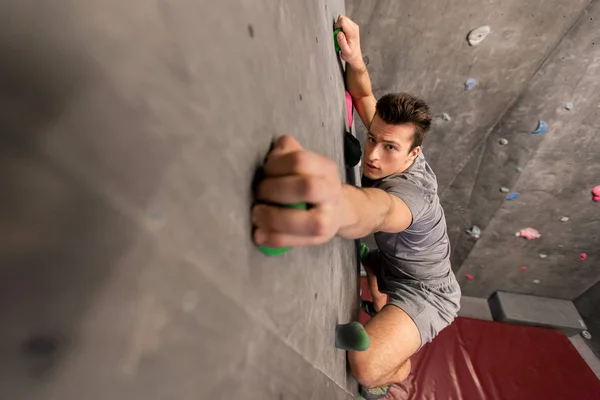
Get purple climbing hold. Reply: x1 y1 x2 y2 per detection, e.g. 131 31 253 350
506 193 519 200
464 78 477 90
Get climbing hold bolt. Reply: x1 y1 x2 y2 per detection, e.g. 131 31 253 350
506 193 519 200
335 322 370 351
532 120 548 134
499 138 509 145
467 25 491 46
464 78 477 90
582 330 592 340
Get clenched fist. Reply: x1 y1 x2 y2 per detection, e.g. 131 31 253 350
252 136 343 248
334 15 364 67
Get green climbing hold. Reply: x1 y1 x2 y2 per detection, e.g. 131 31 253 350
335 321 370 351
516 167 524 173
360 243 370 260
333 28 342 52
257 202 308 256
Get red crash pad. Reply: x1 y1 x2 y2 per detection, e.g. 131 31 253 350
359 278 600 400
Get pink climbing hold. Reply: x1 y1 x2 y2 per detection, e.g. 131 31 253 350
592 185 600 202
580 253 587 261
519 266 528 270
465 274 474 280
345 91 353 126
517 227 541 240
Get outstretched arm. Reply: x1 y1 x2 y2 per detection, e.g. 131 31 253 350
252 136 413 248
335 15 377 129
337 184 412 239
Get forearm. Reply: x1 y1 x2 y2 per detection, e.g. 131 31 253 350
345 60 373 100
337 184 392 239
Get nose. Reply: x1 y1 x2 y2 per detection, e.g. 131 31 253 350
367 145 380 162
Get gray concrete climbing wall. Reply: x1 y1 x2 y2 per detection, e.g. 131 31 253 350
0 1 358 399
348 0 599 300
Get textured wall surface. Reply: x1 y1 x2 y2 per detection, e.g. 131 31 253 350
0 1 357 399
348 0 599 300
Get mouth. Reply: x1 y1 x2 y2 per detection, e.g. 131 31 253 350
366 163 379 171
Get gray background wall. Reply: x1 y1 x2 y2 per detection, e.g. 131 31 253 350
348 0 599 301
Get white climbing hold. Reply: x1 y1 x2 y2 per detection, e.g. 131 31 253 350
533 279 541 284
442 113 452 121
466 225 481 239
560 216 569 222
565 102 574 110
499 138 509 145
539 253 547 259
467 25 491 46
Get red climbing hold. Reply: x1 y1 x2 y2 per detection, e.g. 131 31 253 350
519 266 528 270
580 253 587 261
465 274 474 280
345 91 353 126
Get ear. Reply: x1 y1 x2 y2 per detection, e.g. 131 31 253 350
407 146 421 163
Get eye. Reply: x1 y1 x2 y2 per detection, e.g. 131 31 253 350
386 144 396 151
368 137 376 144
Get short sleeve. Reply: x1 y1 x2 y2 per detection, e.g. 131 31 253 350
377 177 427 222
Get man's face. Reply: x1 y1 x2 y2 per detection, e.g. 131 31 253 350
363 115 421 180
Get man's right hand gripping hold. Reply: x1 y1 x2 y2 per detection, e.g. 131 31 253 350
253 15 461 399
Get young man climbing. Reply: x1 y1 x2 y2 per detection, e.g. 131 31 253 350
252 14 460 399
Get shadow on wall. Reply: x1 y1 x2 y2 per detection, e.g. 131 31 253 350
0 6 142 385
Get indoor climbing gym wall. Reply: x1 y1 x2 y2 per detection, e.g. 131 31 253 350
349 0 600 352
1 0 600 399
0 0 359 399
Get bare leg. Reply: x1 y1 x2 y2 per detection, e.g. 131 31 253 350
349 305 421 388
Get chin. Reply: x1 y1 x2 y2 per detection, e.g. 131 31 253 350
363 169 381 179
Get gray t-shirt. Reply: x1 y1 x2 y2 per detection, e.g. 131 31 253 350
362 152 451 281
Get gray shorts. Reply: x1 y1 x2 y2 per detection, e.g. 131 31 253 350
363 250 461 348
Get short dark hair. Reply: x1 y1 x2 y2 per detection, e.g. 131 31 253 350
375 93 432 151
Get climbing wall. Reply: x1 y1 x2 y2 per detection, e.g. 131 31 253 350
0 1 358 399
455 1 600 299
348 0 599 300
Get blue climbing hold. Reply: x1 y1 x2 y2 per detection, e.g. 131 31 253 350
506 193 519 200
464 78 477 90
532 120 547 134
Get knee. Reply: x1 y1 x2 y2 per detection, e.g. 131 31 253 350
350 360 382 389
349 357 411 388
